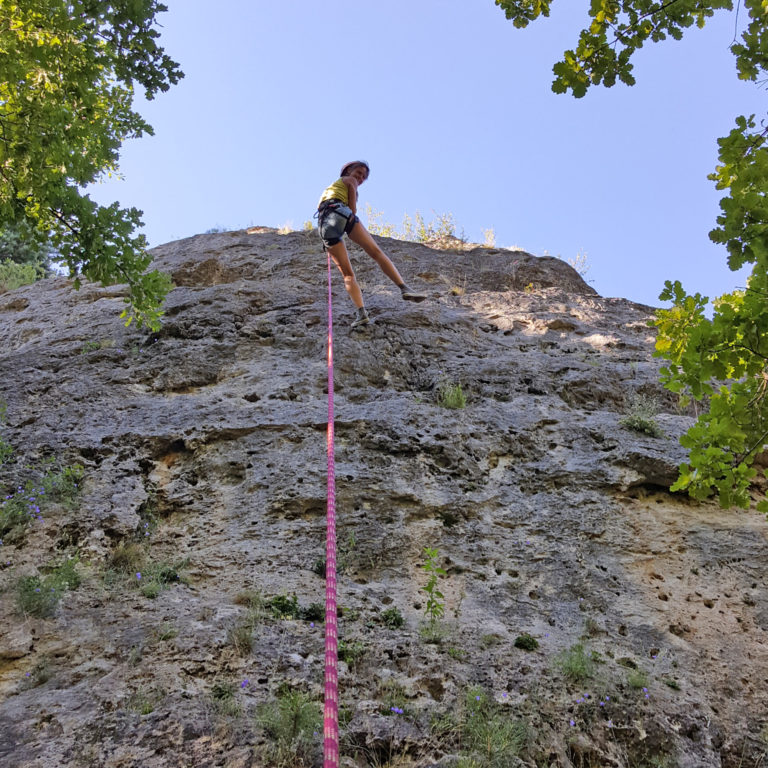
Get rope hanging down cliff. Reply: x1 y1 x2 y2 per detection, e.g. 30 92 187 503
323 249 340 768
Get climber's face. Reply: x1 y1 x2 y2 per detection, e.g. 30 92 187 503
349 165 368 186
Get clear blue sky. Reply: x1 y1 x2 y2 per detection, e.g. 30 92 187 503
87 1 763 308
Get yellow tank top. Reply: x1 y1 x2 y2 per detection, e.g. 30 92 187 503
318 178 349 207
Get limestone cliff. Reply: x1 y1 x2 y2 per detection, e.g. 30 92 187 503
0 228 766 768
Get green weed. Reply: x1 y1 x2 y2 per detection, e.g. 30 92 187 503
627 668 649 689
513 633 539 651
419 620 452 645
556 642 595 683
0 401 12 466
338 639 366 668
156 622 178 641
422 546 446 624
258 689 321 766
437 381 467 409
267 592 323 622
620 394 664 438
227 620 254 656
210 679 242 718
377 679 409 716
80 339 113 354
136 559 187 598
459 686 528 767
126 686 164 715
15 556 81 617
19 657 53 690
1 462 83 540
381 606 404 629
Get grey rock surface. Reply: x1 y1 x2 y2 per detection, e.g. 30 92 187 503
0 228 766 767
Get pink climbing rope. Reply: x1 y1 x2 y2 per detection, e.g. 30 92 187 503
323 249 340 768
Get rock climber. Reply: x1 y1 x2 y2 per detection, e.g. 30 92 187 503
316 160 425 329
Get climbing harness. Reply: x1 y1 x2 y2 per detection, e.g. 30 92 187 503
316 199 358 248
323 248 340 768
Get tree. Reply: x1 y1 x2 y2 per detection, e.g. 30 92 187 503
0 1 183 328
0 221 55 275
494 1 768 512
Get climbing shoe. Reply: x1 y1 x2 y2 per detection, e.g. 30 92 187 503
351 307 370 329
400 284 426 302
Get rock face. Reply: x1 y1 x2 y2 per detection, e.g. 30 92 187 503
0 228 767 768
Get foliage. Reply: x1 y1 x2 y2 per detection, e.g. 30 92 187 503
338 638 367 668
513 633 539 651
258 689 321 767
492 1 768 512
555 642 595 683
381 606 405 629
209 679 242 718
135 559 186 598
459 687 528 768
494 0 740 98
0 461 83 540
0 259 39 292
126 686 163 715
0 402 12 466
437 381 467 409
366 205 459 243
627 667 649 689
0 221 55 274
19 657 53 690
619 393 664 437
15 556 81 617
421 546 447 624
266 592 323 622
227 619 254 656
0 1 183 328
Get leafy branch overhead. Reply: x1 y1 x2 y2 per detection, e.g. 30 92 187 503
0 1 183 328
494 0 768 512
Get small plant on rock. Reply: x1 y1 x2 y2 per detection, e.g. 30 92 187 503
19 657 53 690
15 556 81 618
338 638 367 668
210 679 242 718
437 381 467 409
620 394 664 438
627 667 649 689
513 633 539 651
0 401 13 466
421 547 446 625
555 642 595 683
381 606 405 629
258 688 321 767
135 559 187 599
227 619 254 656
459 686 528 767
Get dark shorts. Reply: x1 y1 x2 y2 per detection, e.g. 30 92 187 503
317 200 359 247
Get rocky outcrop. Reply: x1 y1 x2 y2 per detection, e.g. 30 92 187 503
0 228 766 768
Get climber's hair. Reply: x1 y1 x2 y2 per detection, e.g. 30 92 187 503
340 160 370 179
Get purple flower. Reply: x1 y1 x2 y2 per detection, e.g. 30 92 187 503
570 719 575 726
136 572 142 580
241 679 249 688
